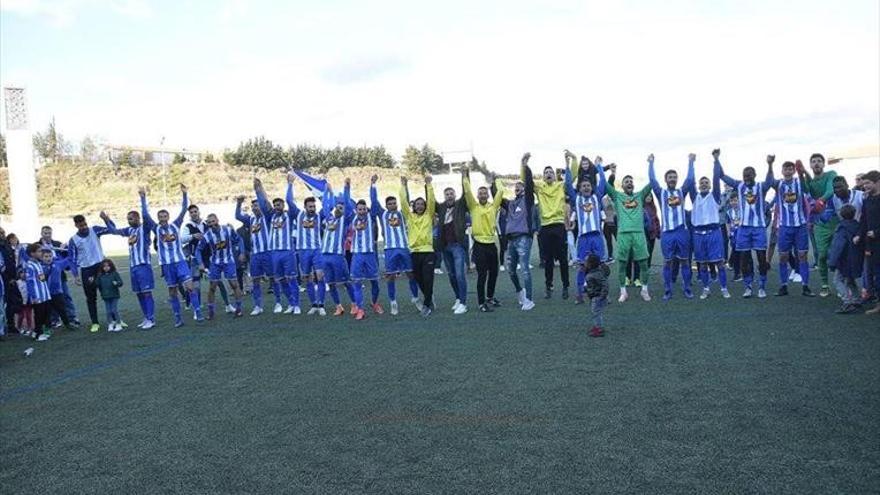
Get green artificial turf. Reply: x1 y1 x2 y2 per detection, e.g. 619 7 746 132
1 258 878 494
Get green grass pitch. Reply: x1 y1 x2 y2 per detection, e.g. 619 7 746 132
1 258 878 494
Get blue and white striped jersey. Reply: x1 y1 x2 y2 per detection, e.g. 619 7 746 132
772 178 807 227
296 211 322 250
200 225 242 266
105 203 154 268
25 259 51 303
235 202 270 255
719 161 772 229
351 214 375 254
320 182 352 255
829 189 864 222
575 195 602 235
143 192 189 266
256 183 296 251
370 185 409 250
649 158 694 232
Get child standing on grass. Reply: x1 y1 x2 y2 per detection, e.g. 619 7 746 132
16 270 34 337
96 259 124 332
828 204 863 314
584 254 609 338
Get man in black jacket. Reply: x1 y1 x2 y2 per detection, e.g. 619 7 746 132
434 169 470 314
493 153 537 310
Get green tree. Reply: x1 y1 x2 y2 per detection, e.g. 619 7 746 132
225 136 290 169
173 152 187 164
32 117 70 163
0 134 7 168
80 135 99 163
401 144 444 174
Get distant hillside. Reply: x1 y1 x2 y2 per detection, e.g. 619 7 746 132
0 162 505 220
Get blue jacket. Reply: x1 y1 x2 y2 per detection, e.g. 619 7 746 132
828 219 863 279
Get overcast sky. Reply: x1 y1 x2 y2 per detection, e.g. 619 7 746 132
1 0 878 178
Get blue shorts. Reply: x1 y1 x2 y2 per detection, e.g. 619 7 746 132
576 231 606 263
778 225 809 252
318 254 350 284
161 261 192 287
249 252 272 278
384 248 412 274
350 253 379 281
661 226 692 260
298 249 320 276
130 264 155 293
735 225 768 251
693 227 725 263
188 258 202 281
271 250 298 278
208 262 237 282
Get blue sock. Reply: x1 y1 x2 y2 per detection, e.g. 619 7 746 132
281 281 292 304
252 283 263 308
287 279 300 306
576 270 586 295
663 264 672 292
208 303 215 315
408 278 419 298
779 261 789 286
144 293 155 320
718 264 728 289
353 283 364 308
345 283 355 303
189 290 201 313
317 282 326 305
329 285 341 305
306 282 316 305
370 280 380 304
800 260 810 285
759 274 767 289
387 280 397 302
744 273 753 288
169 297 181 319
272 281 282 305
136 293 147 318
235 299 242 311
699 266 710 288
681 262 692 289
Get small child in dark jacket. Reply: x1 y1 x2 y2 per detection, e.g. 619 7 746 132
828 204 864 314
584 254 609 337
96 259 124 332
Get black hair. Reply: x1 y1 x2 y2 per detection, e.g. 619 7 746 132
743 166 756 175
664 169 677 178
809 153 825 163
272 197 284 204
41 225 52 231
585 253 600 270
304 196 316 205
385 196 397 204
832 176 847 185
73 214 86 223
356 199 367 206
128 210 139 217
862 170 880 182
101 258 118 272
26 243 41 255
839 204 856 220
782 161 795 168
157 209 169 216
622 175 633 182
543 166 554 172
188 204 199 211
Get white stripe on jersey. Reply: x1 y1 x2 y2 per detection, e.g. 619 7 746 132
247 214 271 254
269 211 295 251
659 188 686 232
351 214 374 254
297 212 322 250
120 225 152 267
737 182 766 228
832 189 864 221
380 210 408 250
26 260 51 303
155 223 187 266
776 179 806 227
322 214 348 255
575 194 602 235
203 225 237 265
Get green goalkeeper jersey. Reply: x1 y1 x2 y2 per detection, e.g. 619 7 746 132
606 182 653 233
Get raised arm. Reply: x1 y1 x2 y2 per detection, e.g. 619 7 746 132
716 155 739 188
285 174 299 218
342 178 353 218
564 167 577 200
491 176 505 209
426 176 436 218
647 153 662 198
173 185 189 227
399 177 412 220
763 155 777 191
683 154 696 195
99 211 123 236
711 150 722 204
369 175 383 217
520 153 536 193
254 178 272 217
462 171 477 210
234 196 250 226
138 188 156 230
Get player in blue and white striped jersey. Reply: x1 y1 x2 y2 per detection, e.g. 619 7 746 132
140 184 203 326
197 214 245 319
287 175 325 315
254 175 301 314
235 195 282 315
24 244 53 340
719 155 775 298
101 198 157 329
370 175 420 316
564 161 608 303
349 199 379 321
768 159 815 297
649 153 695 300
686 149 730 300
319 178 355 316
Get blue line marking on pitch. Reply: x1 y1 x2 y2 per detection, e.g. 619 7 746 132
0 335 199 403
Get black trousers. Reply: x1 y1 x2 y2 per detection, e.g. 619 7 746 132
603 223 617 259
80 263 101 324
33 301 51 335
538 223 569 290
49 294 71 326
498 235 508 266
411 252 435 308
473 241 499 304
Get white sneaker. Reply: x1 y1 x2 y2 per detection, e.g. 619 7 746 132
743 287 753 298
517 289 526 305
640 286 651 302
758 288 767 298
390 301 399 315
452 299 461 311
283 305 294 314
107 323 116 332
499 265 506 272
721 288 731 298
307 307 320 315
788 271 797 282
792 273 802 284
225 304 236 313
318 308 326 316
618 289 628 303
37 333 50 341
293 306 302 315
700 288 710 300
141 320 156 330
119 320 128 328
273 303 283 314
250 306 263 316
521 299 535 311
454 304 468 314
434 268 444 275
136 319 147 329
411 296 423 311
